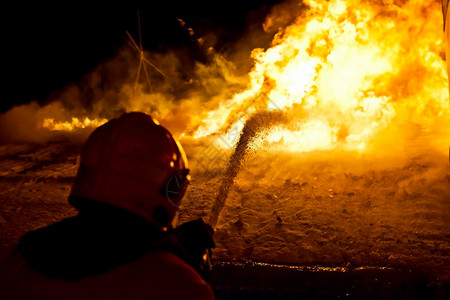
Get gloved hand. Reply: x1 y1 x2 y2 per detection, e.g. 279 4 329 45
173 218 215 279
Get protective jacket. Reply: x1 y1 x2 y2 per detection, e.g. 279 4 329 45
0 202 215 300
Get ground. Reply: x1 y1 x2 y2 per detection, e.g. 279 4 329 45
0 140 449 298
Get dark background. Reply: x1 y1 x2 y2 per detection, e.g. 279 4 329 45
2 1 284 113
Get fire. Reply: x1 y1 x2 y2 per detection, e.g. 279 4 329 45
194 0 449 154
27 0 449 155
42 117 108 132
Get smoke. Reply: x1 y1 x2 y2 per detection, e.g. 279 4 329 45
1 0 448 161
263 0 308 33
0 38 252 144
0 1 304 145
1 0 291 145
0 101 64 144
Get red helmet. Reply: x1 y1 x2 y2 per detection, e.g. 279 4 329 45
69 112 190 229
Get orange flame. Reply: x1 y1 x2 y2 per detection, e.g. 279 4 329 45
42 117 108 132
32 0 449 155
194 0 449 153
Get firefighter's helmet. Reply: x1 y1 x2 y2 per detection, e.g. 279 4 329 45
69 112 190 229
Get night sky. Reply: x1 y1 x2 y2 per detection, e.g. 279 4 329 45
3 1 284 113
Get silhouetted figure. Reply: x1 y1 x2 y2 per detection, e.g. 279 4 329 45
0 112 215 299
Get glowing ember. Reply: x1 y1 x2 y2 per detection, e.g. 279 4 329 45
42 117 108 132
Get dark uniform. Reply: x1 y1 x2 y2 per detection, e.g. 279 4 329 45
0 113 215 299
0 202 215 300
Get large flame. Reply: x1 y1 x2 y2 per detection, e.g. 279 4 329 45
194 0 449 153
23 0 450 155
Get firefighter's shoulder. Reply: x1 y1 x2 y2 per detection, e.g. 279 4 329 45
116 250 215 299
0 249 215 300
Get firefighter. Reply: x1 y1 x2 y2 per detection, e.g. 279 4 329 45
0 112 215 299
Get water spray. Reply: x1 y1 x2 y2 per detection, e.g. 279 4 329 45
208 111 288 228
